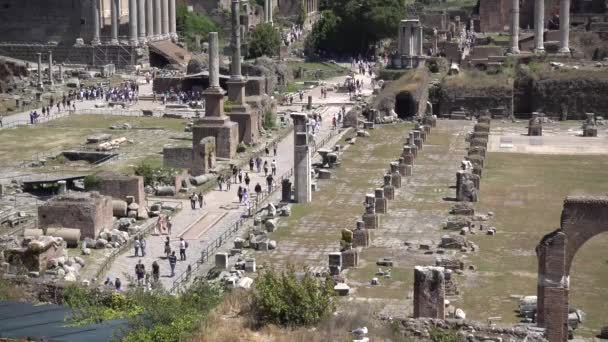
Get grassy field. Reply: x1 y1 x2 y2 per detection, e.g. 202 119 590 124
461 153 608 337
0 115 186 167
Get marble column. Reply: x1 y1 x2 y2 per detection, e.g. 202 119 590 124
146 0 154 41
92 0 101 45
138 0 147 44
559 0 570 53
154 0 162 38
59 64 64 84
209 32 220 90
48 51 54 86
230 1 243 81
269 0 273 25
169 0 177 40
534 0 544 52
129 0 139 46
418 25 423 56
111 0 120 44
37 53 42 88
162 0 169 38
264 0 269 23
510 0 520 53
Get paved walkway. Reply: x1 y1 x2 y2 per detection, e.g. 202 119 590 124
103 67 375 290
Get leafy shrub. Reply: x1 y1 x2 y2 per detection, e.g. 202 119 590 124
253 267 335 326
263 110 277 130
429 328 460 342
134 163 177 186
83 174 101 190
249 23 281 58
237 142 247 153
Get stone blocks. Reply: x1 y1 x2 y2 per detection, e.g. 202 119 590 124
352 226 370 248
383 174 395 200
95 172 146 218
192 136 216 176
413 266 445 319
375 188 388 214
390 162 402 188
341 248 359 268
456 171 479 202
192 118 238 160
281 178 292 202
215 252 229 269
38 192 113 239
328 252 342 275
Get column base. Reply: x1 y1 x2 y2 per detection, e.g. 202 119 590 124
91 39 101 46
170 33 178 41
130 39 139 47
558 47 570 53
534 47 545 54
508 47 520 54
110 39 120 45
139 37 148 45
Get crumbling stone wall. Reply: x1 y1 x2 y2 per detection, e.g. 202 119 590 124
38 192 113 239
242 57 294 95
438 81 513 118
163 146 194 170
375 68 430 118
95 172 145 216
413 266 445 319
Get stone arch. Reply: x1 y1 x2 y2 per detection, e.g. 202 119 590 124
394 91 417 119
536 196 608 342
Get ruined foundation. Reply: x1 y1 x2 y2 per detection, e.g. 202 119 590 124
413 266 446 319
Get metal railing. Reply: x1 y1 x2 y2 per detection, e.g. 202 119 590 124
169 167 295 294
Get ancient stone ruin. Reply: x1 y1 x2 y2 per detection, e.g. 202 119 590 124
413 266 446 319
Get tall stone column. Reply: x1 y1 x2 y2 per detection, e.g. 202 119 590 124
534 0 544 53
227 0 258 144
169 0 177 40
269 0 273 25
59 64 64 84
264 0 269 23
559 0 570 53
154 0 162 38
129 0 139 46
111 0 120 44
162 0 170 38
510 0 520 53
418 25 423 56
92 0 101 45
405 25 412 56
292 113 312 203
208 33 220 91
138 0 147 44
37 53 42 88
146 0 154 41
48 51 54 86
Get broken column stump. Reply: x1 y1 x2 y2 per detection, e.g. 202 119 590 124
413 266 446 319
362 194 379 229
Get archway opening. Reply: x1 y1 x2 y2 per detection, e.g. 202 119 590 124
394 91 417 119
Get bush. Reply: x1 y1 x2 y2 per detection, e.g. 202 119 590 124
176 3 218 51
253 267 335 326
263 110 277 130
237 142 247 153
83 174 101 190
134 162 177 186
249 23 281 58
429 328 460 342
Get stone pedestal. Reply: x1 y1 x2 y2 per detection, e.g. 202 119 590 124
192 136 216 176
352 225 370 248
413 266 445 319
362 194 379 229
456 170 479 202
281 178 292 202
292 113 312 203
390 162 402 188
227 103 258 144
383 175 395 200
328 252 342 275
528 112 543 136
375 188 388 214
582 113 598 137
341 248 359 268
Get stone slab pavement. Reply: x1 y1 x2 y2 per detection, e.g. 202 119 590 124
102 67 375 290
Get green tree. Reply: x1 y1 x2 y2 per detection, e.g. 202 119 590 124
176 2 218 51
253 266 335 326
249 23 281 58
306 0 407 55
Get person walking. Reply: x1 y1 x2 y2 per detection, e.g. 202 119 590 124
134 238 140 257
244 173 251 189
237 186 243 203
152 261 160 282
167 216 173 236
140 237 147 257
179 238 187 261
249 158 254 171
190 193 197 209
273 143 277 156
218 175 224 191
265 144 270 156
242 188 249 205
254 183 262 198
266 174 274 193
168 251 177 277
115 277 122 291
226 176 232 191
198 192 204 208
271 159 277 176
256 156 262 173
263 161 269 176
135 260 145 285
238 169 243 183
164 236 171 257
232 166 238 183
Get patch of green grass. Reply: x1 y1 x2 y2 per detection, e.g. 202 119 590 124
461 153 608 337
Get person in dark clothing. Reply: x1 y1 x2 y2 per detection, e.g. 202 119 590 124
249 158 254 171
254 183 262 197
135 260 145 285
152 261 160 282
168 251 177 277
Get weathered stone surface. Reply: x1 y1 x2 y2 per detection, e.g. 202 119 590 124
414 266 445 319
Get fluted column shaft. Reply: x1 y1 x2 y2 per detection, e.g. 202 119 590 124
169 0 177 40
510 0 520 53
92 0 101 45
138 0 147 44
129 0 139 46
162 0 169 38
37 53 42 87
209 32 219 88
231 0 242 78
146 0 154 40
559 0 570 52
48 51 54 86
534 0 544 52
111 0 120 44
154 0 162 37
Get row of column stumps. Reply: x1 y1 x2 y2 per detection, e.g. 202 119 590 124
327 117 436 286
92 0 177 47
510 0 570 53
36 52 64 88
